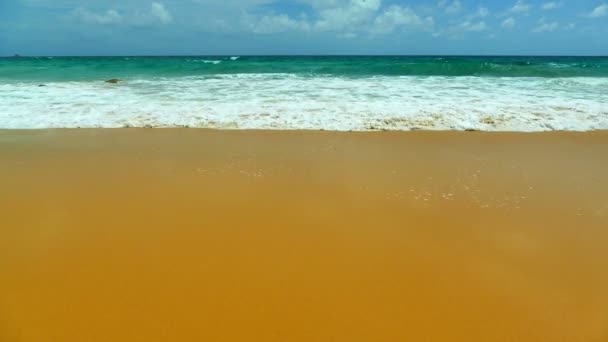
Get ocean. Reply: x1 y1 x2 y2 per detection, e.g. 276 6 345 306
1 56 607 131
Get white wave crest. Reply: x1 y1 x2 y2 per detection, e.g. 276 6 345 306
1 75 607 131
187 60 222 64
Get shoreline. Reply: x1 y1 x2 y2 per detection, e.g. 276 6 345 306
3 73 607 132
2 127 608 132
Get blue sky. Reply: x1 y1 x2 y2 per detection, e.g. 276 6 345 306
1 0 607 55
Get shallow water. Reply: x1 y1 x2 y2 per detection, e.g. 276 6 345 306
1 56 607 131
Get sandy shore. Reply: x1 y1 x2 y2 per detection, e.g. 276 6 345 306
1 129 607 341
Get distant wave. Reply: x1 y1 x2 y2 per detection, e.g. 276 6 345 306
2 56 608 82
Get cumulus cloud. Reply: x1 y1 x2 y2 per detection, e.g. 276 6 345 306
533 21 559 32
464 6 489 22
476 7 489 17
542 2 560 10
249 0 433 36
502 17 515 28
459 20 487 32
509 0 530 14
312 0 381 32
254 14 310 33
436 18 487 38
443 0 462 14
74 8 122 25
150 2 172 24
373 6 434 34
587 4 608 18
73 2 172 26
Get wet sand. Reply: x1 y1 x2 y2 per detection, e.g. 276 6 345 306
1 129 607 342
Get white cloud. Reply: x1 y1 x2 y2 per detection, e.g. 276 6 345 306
254 14 309 33
339 32 358 39
63 0 478 37
73 2 172 26
248 1 432 36
373 6 433 34
542 2 560 10
588 4 608 18
502 17 515 28
459 20 487 32
150 2 172 24
476 7 489 17
445 0 462 14
436 18 487 39
510 0 530 14
464 6 489 22
74 8 122 25
312 0 381 32
533 21 559 32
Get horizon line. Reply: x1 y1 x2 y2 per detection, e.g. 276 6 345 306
4 54 608 58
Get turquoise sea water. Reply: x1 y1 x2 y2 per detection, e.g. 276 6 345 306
1 56 608 81
1 56 607 131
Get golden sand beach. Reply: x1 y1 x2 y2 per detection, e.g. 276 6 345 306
1 129 607 341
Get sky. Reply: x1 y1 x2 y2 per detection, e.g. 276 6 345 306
0 0 607 55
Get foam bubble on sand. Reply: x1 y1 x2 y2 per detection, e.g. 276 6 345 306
1 75 607 131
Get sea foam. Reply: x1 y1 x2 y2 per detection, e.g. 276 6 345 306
1 74 607 131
